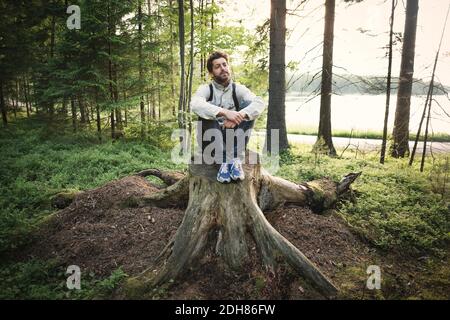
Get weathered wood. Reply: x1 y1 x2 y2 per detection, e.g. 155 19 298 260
126 156 360 298
135 168 185 186
139 177 189 208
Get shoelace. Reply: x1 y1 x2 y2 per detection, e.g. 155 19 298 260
220 163 229 173
232 160 242 170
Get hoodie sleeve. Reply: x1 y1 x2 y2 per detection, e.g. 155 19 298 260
237 84 266 121
190 84 222 120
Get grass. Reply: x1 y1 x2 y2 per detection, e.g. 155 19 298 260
0 115 448 299
286 124 450 142
0 259 128 299
276 144 450 255
0 116 183 253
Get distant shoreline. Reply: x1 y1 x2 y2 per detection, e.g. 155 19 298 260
285 129 450 143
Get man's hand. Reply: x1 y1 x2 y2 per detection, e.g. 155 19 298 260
223 119 237 128
219 109 245 124
239 111 249 120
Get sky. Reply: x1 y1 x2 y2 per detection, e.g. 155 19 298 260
218 0 450 86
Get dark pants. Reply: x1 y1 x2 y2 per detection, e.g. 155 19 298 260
197 118 255 164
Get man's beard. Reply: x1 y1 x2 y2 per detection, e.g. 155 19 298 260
214 72 230 85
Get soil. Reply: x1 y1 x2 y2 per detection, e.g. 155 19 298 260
15 175 450 300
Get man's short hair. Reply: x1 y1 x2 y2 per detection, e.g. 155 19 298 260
207 51 229 73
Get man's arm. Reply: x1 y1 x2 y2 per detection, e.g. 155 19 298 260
191 84 245 123
190 85 222 120
236 85 266 121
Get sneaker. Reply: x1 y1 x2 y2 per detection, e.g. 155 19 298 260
217 163 231 183
230 158 245 181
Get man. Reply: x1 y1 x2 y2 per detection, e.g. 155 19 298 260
190 51 265 183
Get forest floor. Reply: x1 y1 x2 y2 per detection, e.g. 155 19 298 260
4 175 448 300
0 116 449 299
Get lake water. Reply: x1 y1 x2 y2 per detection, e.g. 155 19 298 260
285 94 450 134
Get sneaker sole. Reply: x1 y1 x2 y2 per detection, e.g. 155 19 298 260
217 176 231 183
230 174 245 181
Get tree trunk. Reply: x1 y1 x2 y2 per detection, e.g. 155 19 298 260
138 1 146 136
380 0 396 164
112 64 121 130
124 153 360 298
410 2 449 166
391 0 419 158
200 0 206 81
15 80 20 118
26 78 33 113
23 77 30 117
95 90 101 138
12 82 17 119
177 0 186 130
186 0 194 132
61 97 67 117
70 97 77 132
211 0 215 29
314 0 336 156
420 84 433 172
108 3 116 139
151 81 157 120
266 0 289 153
78 95 86 124
111 111 115 139
169 0 176 117
157 0 161 121
124 91 128 127
0 80 7 126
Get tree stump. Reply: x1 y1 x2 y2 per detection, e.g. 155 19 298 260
126 152 361 298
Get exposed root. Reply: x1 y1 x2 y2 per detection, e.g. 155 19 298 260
124 161 359 298
135 169 185 187
259 169 361 213
337 172 362 195
139 176 189 208
247 200 338 296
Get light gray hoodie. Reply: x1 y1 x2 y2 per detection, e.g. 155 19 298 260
190 80 266 121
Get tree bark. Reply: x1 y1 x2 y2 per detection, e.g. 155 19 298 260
112 64 121 130
266 0 289 153
26 77 33 113
169 0 177 117
108 3 116 139
157 0 161 121
70 97 77 132
124 153 360 298
186 0 194 132
95 90 101 138
410 3 449 167
13 80 18 119
138 0 146 136
314 0 336 156
78 95 86 124
177 0 186 130
380 0 396 164
0 80 7 126
23 77 30 117
391 0 419 158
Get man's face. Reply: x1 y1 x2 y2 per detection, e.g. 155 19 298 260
211 57 231 84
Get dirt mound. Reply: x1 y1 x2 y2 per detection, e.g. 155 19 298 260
21 175 375 299
23 176 184 276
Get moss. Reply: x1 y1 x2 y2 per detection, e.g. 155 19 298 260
50 189 81 209
306 180 338 213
